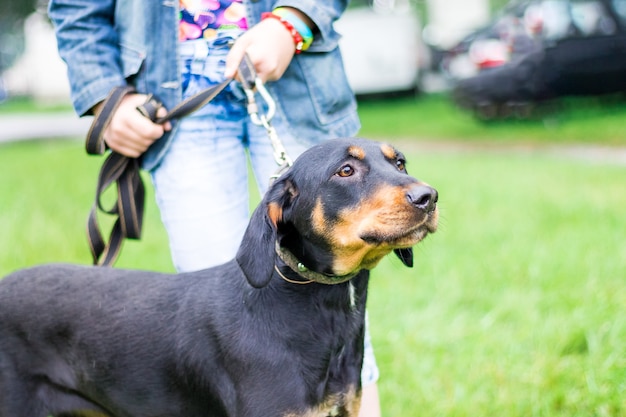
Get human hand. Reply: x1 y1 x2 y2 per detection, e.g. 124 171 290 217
94 94 171 158
225 16 297 82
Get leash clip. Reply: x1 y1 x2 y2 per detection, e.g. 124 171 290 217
238 54 292 172
238 53 276 125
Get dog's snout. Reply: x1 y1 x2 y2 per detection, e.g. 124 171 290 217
406 185 438 212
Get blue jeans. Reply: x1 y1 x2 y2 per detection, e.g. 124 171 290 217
150 37 378 385
151 38 307 271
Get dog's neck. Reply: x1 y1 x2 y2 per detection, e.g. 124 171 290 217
274 242 359 285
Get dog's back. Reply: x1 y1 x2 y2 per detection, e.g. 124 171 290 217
0 262 368 417
0 264 206 416
0 138 438 417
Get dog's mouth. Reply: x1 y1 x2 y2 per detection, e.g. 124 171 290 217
360 207 439 248
312 187 439 276
362 224 429 248
390 224 433 247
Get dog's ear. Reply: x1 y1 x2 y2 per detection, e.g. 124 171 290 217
236 177 297 288
393 248 413 268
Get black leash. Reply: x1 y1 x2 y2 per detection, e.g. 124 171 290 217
85 53 292 267
85 78 232 266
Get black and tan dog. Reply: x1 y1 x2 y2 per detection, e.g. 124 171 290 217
0 138 438 417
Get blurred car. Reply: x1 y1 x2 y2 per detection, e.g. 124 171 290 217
335 0 430 95
441 1 539 80
448 0 626 118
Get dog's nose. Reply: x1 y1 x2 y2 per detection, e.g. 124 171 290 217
406 184 438 212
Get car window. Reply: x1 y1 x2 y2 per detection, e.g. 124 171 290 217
611 0 626 25
540 0 573 40
570 0 617 34
531 0 619 40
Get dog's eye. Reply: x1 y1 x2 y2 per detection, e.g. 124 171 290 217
396 158 406 171
337 164 355 177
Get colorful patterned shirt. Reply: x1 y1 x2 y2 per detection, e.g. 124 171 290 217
179 0 248 41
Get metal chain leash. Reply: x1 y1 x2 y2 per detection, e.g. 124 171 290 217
236 53 293 180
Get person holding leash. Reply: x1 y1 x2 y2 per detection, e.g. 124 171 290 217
48 1 380 414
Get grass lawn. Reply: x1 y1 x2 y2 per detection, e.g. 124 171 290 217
369 143 625 416
0 95 624 415
0 139 174 272
0 134 624 416
0 96 73 114
358 93 626 145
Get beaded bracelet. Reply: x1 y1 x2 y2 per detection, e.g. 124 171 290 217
272 7 314 51
261 10 313 54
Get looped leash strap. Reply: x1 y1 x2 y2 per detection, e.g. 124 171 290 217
85 53 291 266
86 79 232 266
86 86 143 266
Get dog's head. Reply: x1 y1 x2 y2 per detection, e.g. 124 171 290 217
236 138 439 288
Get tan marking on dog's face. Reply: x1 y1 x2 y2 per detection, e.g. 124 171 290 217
312 184 438 276
380 143 397 160
268 202 283 227
282 386 361 417
311 197 327 235
347 145 366 160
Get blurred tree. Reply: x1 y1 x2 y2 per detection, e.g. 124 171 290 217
490 0 512 12
1 0 40 21
0 0 46 72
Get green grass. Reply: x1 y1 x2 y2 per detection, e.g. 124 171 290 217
0 139 175 272
358 94 626 145
0 134 624 416
367 146 626 416
0 96 73 114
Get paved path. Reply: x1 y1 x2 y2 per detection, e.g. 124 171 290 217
393 138 626 166
1 112 625 166
0 112 91 143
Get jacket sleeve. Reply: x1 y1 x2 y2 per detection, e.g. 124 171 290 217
272 0 349 52
48 0 126 116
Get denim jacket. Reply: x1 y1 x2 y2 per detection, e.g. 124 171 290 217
48 0 360 171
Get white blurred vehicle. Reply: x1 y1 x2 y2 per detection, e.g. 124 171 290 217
335 0 429 95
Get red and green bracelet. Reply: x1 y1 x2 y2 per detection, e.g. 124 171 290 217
261 9 314 54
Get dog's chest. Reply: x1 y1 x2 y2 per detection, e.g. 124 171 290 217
283 387 361 417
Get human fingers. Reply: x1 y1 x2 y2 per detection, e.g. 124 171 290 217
104 94 167 157
155 106 172 131
224 35 249 80
225 19 295 82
